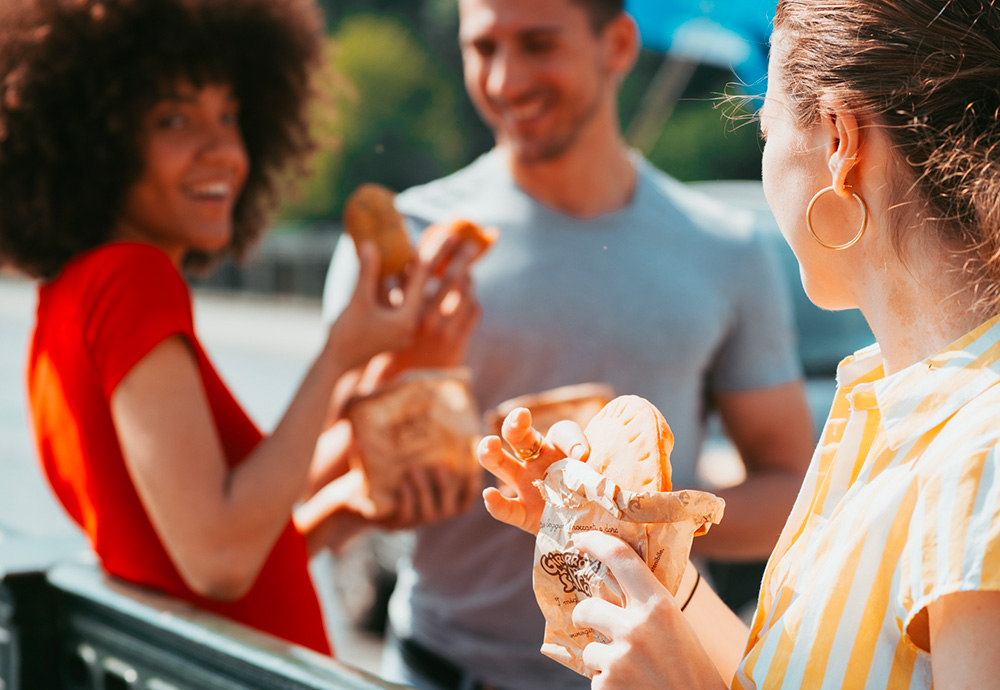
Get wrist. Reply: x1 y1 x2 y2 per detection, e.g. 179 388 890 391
678 561 701 613
319 327 359 381
681 571 701 612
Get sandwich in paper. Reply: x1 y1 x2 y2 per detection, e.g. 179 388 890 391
532 395 724 676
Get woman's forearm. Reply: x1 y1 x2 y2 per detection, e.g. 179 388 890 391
114 334 357 600
678 561 751 685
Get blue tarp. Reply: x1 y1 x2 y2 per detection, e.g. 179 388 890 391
626 0 776 88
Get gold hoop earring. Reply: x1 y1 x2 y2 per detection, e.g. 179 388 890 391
805 186 869 250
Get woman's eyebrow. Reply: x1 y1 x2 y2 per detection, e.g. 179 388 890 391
156 92 198 104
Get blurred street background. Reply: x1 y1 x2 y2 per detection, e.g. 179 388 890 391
195 0 774 301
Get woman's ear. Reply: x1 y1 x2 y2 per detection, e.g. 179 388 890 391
822 104 864 197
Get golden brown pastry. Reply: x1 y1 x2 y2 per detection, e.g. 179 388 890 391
484 383 616 438
582 394 673 492
342 183 416 279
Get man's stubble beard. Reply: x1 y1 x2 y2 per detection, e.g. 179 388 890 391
496 76 609 168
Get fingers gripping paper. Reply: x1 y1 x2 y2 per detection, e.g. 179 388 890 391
346 368 481 517
532 395 725 677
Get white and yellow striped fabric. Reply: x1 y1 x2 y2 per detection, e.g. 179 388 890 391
735 316 1000 690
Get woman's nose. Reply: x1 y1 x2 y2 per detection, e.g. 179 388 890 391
201 123 248 169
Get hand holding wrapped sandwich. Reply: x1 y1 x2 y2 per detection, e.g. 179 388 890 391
299 185 497 546
568 529 740 688
478 395 728 679
338 183 498 520
479 405 590 534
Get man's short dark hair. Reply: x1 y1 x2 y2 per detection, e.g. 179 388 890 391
571 0 625 32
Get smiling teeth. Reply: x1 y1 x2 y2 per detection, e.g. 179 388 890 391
189 182 231 198
508 101 546 121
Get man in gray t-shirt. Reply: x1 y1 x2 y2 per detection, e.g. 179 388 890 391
321 1 815 688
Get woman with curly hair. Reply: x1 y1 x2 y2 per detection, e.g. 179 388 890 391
480 0 1000 687
0 0 478 656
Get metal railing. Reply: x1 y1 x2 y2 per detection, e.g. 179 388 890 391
1 529 409 690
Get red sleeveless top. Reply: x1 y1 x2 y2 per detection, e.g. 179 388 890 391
28 242 331 655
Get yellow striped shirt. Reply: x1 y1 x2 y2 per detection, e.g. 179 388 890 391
735 316 1000 690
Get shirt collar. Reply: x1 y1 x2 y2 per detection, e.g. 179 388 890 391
835 315 1000 450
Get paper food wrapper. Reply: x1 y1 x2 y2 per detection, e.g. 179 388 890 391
346 367 481 517
484 383 616 437
533 459 725 677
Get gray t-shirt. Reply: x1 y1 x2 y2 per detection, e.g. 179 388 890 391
322 150 799 689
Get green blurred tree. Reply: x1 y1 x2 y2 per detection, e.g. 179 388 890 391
280 13 468 223
645 89 762 181
620 54 764 182
281 7 765 226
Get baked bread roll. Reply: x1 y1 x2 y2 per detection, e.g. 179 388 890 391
484 383 615 438
342 183 415 279
343 182 495 280
582 395 673 492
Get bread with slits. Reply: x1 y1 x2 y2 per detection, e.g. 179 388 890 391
582 395 673 492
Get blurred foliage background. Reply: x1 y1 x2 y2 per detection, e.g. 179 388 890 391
279 0 765 224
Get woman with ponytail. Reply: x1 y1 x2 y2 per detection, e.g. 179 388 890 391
478 1 1000 687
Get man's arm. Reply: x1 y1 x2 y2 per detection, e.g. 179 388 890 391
692 380 814 560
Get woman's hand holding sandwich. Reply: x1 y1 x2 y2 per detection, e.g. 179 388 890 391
478 407 589 534
571 529 746 689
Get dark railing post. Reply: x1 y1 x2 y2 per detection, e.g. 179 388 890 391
47 562 411 690
3 524 412 690
0 527 87 690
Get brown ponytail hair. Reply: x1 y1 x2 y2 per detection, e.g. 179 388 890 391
773 0 1000 306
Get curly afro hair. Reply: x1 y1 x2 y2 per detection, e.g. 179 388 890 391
0 0 325 279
